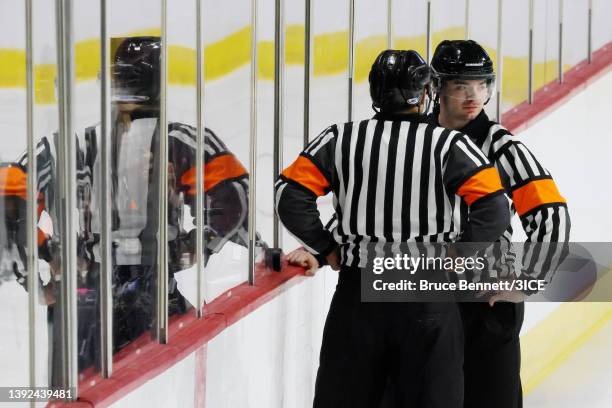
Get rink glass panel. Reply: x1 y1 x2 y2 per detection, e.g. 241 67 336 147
592 0 612 52
499 0 529 114
166 0 198 317
532 0 560 91
0 0 31 393
1 0 610 396
352 0 388 121
201 0 252 302
392 0 427 63
281 0 306 251
308 0 350 227
0 0 68 397
466 0 499 118
562 0 588 73
431 0 467 54
107 0 163 354
31 0 62 395
310 0 349 132
254 0 277 253
71 0 103 381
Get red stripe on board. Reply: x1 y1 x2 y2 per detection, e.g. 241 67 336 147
194 345 207 408
59 262 306 407
502 42 612 133
56 41 612 408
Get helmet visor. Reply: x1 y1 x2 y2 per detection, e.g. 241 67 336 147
438 78 494 103
111 62 157 104
111 88 152 104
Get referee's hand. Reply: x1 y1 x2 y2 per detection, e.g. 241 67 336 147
326 248 341 271
286 249 320 276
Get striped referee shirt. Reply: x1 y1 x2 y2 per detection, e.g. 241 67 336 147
275 112 511 268
430 108 571 283
7 119 258 266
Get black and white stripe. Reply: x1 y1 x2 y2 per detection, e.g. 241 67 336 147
276 118 498 268
473 122 570 282
14 119 254 266
168 123 231 162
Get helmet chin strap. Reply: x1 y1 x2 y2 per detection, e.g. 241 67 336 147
425 86 434 115
421 95 431 115
416 86 432 115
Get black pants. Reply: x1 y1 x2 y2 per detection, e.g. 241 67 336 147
313 267 464 408
460 302 524 408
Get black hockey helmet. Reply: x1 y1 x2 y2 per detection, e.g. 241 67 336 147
112 36 161 104
431 40 495 81
369 49 431 112
430 40 495 104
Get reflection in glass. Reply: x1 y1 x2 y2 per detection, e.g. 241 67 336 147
1 133 64 386
201 0 266 301
107 36 266 349
0 164 30 388
281 0 305 251
308 0 349 229
0 0 31 393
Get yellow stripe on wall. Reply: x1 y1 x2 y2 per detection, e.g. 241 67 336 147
355 35 387 82
480 44 570 107
34 64 57 105
0 49 26 88
75 39 101 81
0 24 572 105
205 27 250 81
314 31 349 76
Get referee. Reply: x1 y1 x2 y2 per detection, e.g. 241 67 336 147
275 50 511 407
429 40 571 408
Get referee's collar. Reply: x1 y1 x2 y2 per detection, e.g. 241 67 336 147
428 106 491 146
373 112 429 123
